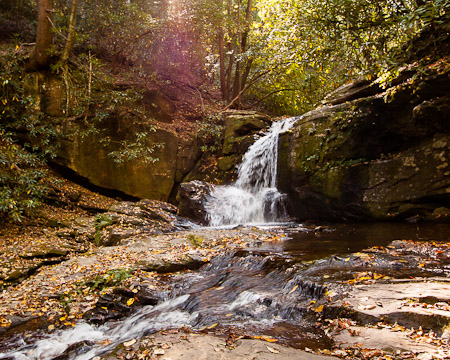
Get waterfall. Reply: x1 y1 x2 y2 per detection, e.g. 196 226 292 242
206 117 298 226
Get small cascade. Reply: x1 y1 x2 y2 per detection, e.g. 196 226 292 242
0 253 326 360
206 117 298 226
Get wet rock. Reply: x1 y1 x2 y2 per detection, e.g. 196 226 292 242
83 293 131 324
113 287 160 306
99 229 136 247
53 341 96 360
176 181 214 225
137 255 206 273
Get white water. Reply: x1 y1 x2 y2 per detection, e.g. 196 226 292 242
0 295 198 360
206 117 298 226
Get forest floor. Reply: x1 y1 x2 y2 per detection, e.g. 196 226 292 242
0 172 449 359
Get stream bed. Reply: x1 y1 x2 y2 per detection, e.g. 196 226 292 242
1 222 449 359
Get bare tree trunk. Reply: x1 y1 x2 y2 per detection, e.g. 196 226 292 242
27 0 53 70
225 40 234 102
61 0 78 64
218 26 227 101
231 0 252 108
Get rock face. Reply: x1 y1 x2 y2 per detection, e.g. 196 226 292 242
24 73 273 202
24 73 201 202
219 110 271 174
176 180 214 225
56 117 180 201
185 110 272 183
278 64 450 221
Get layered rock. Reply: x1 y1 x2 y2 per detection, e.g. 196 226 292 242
278 63 450 221
219 110 271 174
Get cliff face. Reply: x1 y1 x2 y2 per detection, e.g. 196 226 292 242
23 70 270 202
278 62 450 221
23 72 202 202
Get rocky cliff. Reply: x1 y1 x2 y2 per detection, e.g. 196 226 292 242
278 62 450 221
23 72 202 202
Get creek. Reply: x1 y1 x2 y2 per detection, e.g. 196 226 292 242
1 222 449 359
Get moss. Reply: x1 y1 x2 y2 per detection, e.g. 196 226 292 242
187 234 205 247
217 155 240 171
94 214 114 246
311 166 346 199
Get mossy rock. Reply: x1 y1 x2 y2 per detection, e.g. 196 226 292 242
217 155 240 172
278 64 450 221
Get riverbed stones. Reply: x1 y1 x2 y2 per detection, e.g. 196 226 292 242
103 332 339 360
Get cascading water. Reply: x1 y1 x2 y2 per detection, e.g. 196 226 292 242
206 117 299 226
0 253 327 360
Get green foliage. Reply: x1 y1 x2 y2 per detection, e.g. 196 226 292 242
196 113 224 153
182 0 450 114
88 268 132 291
59 268 132 313
0 49 54 222
0 138 48 222
94 214 114 245
106 132 162 165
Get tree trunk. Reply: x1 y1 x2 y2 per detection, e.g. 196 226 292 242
61 0 78 64
27 0 53 70
218 26 227 102
225 40 234 102
231 0 253 108
231 0 242 108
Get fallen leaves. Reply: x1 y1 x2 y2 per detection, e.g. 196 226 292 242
123 338 137 347
346 271 389 285
252 335 278 343
126 298 135 306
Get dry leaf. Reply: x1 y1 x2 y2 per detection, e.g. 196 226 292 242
315 305 324 312
267 346 280 354
123 339 137 347
127 298 135 306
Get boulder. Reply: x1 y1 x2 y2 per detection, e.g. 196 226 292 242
176 181 214 225
278 63 450 221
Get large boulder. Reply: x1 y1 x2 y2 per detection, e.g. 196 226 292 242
278 62 450 221
176 181 214 225
56 116 179 201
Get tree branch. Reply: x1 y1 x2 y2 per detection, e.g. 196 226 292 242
250 88 298 107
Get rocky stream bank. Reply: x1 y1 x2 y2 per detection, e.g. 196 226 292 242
0 174 449 359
